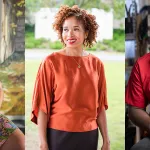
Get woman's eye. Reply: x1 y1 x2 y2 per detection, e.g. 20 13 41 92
63 29 68 31
74 28 79 31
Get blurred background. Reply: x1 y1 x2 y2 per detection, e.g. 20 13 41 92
25 0 124 52
0 0 25 134
125 0 150 150
25 0 125 150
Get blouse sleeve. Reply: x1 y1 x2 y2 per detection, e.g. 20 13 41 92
125 60 146 108
97 61 108 116
31 57 54 124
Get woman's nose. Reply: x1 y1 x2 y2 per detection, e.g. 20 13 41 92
68 30 74 37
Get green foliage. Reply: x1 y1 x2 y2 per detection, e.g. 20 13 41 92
25 0 39 12
25 24 35 32
25 28 124 52
86 45 97 51
103 29 125 52
113 0 125 19
63 0 112 11
96 42 108 51
25 0 124 22
99 2 111 12
63 0 75 7
14 0 25 17
87 29 124 52
86 42 107 51
16 0 25 7
25 32 48 49
49 41 63 49
10 0 25 35
63 0 124 19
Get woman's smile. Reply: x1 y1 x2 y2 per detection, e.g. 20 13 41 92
62 16 86 49
67 38 77 44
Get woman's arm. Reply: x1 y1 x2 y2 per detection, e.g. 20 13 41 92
1 128 25 150
128 106 150 134
0 82 4 107
97 106 110 150
38 109 49 150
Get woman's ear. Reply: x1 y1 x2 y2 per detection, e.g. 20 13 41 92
85 31 89 39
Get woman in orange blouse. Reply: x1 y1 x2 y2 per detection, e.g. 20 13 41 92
31 5 110 150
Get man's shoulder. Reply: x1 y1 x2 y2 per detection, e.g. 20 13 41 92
138 53 150 65
136 53 150 80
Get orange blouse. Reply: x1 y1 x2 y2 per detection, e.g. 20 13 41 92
31 52 108 132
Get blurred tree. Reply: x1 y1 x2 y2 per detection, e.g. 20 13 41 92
25 0 55 23
12 0 25 35
113 0 125 19
63 0 112 11
25 0 124 23
63 0 124 19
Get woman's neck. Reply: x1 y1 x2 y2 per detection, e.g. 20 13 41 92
65 47 84 56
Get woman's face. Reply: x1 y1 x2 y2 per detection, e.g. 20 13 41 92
62 16 87 49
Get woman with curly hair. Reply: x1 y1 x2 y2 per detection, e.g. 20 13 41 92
0 82 25 150
31 5 110 150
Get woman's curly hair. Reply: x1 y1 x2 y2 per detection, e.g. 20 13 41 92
53 5 99 48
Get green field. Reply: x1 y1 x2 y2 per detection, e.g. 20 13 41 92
25 58 125 150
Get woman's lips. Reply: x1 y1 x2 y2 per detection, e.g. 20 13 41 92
67 39 76 44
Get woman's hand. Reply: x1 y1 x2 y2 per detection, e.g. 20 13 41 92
97 107 110 150
40 142 49 150
101 140 110 150
38 110 49 150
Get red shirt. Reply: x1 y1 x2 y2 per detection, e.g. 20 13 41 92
31 52 108 132
126 53 150 108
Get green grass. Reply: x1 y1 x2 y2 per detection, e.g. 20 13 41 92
25 56 125 150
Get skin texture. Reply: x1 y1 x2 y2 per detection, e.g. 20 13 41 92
62 16 88 56
128 106 150 134
38 110 49 150
1 128 25 150
62 17 87 50
0 82 25 150
97 106 110 150
53 5 98 48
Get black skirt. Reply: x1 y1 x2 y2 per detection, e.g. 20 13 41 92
47 128 98 150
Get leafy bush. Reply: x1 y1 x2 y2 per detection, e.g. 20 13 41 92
49 41 63 49
103 29 125 52
25 26 124 52
86 45 97 51
25 24 34 32
25 32 48 49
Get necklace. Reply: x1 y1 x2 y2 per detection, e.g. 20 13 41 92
66 49 83 68
72 57 81 68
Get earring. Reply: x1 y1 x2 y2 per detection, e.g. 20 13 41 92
83 39 86 45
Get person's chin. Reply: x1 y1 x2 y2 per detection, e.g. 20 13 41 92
66 44 77 48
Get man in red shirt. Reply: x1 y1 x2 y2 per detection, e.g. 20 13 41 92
126 53 150 150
